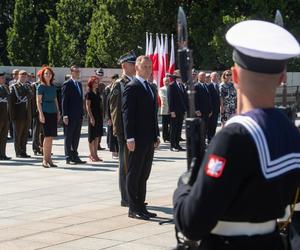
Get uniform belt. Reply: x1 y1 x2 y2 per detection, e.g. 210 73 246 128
211 220 276 236
0 98 7 103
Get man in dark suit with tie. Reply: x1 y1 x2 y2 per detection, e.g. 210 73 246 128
62 65 86 164
168 70 187 151
122 55 160 220
207 72 220 142
195 71 212 141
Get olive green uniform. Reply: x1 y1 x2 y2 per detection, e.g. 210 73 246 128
10 82 33 156
0 85 10 157
109 75 131 204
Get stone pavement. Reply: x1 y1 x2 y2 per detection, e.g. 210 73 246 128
0 126 187 250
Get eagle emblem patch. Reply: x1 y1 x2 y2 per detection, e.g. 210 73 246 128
205 154 227 178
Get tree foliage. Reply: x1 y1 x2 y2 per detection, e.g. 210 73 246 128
3 0 300 70
47 0 93 67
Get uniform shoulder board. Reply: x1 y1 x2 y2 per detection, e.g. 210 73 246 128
112 88 119 96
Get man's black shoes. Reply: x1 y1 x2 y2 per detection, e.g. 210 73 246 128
128 209 150 220
142 207 157 218
16 154 31 158
121 200 129 207
0 156 11 160
170 147 179 152
66 157 86 164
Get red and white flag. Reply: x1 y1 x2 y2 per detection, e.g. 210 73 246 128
168 34 175 74
148 33 153 61
164 34 169 76
158 33 165 87
152 34 160 85
145 32 149 56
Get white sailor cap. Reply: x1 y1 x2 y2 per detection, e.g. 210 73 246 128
226 20 300 74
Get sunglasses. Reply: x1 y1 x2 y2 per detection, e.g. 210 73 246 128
225 74 232 76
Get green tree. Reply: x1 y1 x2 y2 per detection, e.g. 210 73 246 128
47 0 93 67
7 0 37 65
0 0 15 65
6 0 57 66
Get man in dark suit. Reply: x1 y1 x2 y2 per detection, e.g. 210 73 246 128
195 71 212 141
167 70 187 151
62 65 86 164
122 55 160 220
207 71 220 142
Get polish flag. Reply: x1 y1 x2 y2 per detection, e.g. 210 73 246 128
164 34 169 76
168 34 175 74
148 33 153 61
145 32 149 56
158 34 165 87
152 34 160 85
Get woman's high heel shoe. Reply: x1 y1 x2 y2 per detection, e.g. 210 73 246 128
42 162 50 168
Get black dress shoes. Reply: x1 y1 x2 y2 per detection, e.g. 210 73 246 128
179 138 186 141
73 158 86 164
142 207 157 218
128 209 150 220
0 156 11 160
170 147 179 152
177 146 185 151
17 154 31 158
121 200 129 207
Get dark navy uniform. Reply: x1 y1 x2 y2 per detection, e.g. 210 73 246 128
0 83 10 159
174 108 300 249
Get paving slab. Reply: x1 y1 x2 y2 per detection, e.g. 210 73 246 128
0 125 187 249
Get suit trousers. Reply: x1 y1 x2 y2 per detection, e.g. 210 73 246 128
13 119 29 155
162 114 170 141
170 113 184 148
117 137 128 203
0 121 8 156
127 143 154 211
198 232 284 250
32 116 43 153
64 118 82 160
207 113 219 141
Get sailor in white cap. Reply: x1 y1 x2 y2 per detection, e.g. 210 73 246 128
173 20 300 250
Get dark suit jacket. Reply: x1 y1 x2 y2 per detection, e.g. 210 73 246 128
122 77 159 145
195 82 212 116
207 82 220 115
167 81 187 115
62 79 84 120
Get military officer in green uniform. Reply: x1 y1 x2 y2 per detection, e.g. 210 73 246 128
110 51 136 207
0 72 11 160
10 70 33 158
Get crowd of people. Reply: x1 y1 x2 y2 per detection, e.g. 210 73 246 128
0 52 238 219
158 68 237 151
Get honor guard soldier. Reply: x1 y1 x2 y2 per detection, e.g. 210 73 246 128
173 20 300 250
109 51 136 207
10 70 33 158
0 72 11 160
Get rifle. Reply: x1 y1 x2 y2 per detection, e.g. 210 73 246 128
177 7 205 184
173 7 206 250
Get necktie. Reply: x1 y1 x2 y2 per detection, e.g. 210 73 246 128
74 81 81 95
144 81 153 99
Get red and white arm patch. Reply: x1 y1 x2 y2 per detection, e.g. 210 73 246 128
205 154 227 178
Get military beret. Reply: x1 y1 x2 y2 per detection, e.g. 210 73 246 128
95 68 104 76
226 20 300 74
118 51 137 64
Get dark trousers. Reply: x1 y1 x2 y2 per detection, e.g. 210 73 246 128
32 117 43 153
0 121 8 156
118 137 128 203
208 112 219 141
13 120 29 155
289 211 300 250
170 113 184 148
199 232 284 250
107 125 118 152
64 118 82 160
127 143 154 211
162 114 170 141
